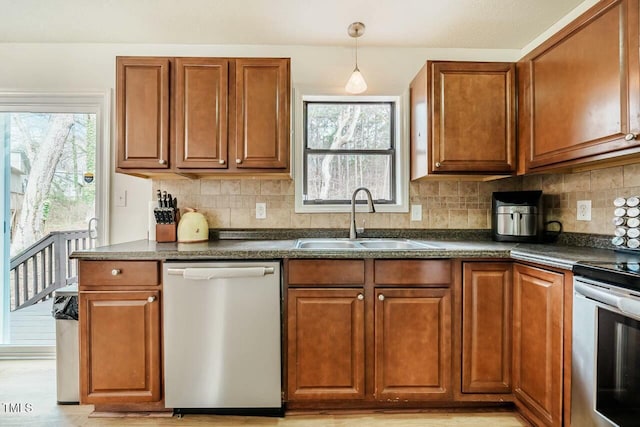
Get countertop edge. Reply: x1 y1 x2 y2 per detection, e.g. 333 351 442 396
68 238 616 270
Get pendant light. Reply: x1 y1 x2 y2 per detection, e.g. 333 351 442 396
345 22 367 94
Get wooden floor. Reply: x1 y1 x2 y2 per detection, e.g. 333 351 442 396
0 359 530 427
9 299 55 346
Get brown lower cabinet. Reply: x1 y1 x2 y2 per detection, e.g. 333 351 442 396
78 260 163 407
512 263 566 427
287 288 365 400
461 262 512 394
79 291 161 404
375 288 451 400
286 258 572 427
286 259 453 404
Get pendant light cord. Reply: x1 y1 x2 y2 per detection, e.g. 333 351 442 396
355 33 359 71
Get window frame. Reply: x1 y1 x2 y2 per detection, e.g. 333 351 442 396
294 93 408 213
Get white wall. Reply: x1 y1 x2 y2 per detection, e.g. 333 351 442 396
0 42 520 243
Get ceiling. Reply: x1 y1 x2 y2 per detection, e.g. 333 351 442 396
0 0 585 49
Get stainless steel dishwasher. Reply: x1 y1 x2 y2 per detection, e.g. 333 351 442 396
163 261 282 414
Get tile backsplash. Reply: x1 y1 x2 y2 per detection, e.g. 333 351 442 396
522 163 640 235
152 162 640 236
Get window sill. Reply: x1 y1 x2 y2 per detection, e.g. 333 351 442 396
295 203 408 214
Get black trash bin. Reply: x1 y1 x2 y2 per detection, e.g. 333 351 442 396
52 284 79 404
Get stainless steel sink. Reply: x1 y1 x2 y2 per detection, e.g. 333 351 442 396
358 239 435 249
295 238 439 250
295 240 360 249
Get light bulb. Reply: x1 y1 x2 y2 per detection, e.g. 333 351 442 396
345 68 367 94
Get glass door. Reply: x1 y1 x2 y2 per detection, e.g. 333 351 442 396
0 92 110 348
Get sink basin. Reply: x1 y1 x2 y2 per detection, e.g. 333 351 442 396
295 238 440 250
296 240 360 249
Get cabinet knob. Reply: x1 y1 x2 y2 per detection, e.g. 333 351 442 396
111 269 121 276
357 293 364 301
219 159 225 165
625 133 637 141
378 294 385 301
236 159 242 164
158 159 167 165
435 162 441 168
147 296 156 303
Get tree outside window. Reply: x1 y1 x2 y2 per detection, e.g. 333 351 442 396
303 100 396 205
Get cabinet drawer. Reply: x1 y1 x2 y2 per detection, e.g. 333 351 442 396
288 260 365 286
374 260 451 286
79 260 160 288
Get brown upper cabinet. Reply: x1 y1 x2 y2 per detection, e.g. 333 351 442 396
174 57 229 169
116 56 290 177
116 57 170 170
410 61 516 179
518 0 640 172
235 58 290 169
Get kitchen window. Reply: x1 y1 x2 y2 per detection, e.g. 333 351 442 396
294 94 407 213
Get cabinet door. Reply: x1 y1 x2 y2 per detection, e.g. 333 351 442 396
512 264 564 426
520 0 640 171
287 288 365 400
116 57 170 169
462 262 512 393
174 58 229 169
79 291 161 404
431 62 516 173
234 58 290 169
374 288 451 400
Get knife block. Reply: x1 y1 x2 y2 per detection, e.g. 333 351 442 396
156 212 180 243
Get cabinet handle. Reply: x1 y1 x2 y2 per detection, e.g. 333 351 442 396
236 159 242 164
158 159 167 165
357 293 364 301
147 296 156 303
219 159 225 165
378 294 385 301
435 162 441 168
625 133 637 141
111 269 121 276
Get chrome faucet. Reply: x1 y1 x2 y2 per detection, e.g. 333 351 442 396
350 187 376 239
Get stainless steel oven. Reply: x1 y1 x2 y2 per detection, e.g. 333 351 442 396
572 272 640 427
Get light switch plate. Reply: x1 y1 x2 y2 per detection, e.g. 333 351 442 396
115 190 127 207
256 202 267 219
577 200 591 221
411 204 422 221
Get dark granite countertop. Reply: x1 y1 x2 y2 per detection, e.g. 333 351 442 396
70 230 631 270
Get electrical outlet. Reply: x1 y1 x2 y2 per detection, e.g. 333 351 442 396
411 204 422 221
577 200 591 221
256 202 267 219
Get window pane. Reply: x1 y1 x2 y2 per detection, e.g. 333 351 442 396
306 103 392 150
305 154 392 202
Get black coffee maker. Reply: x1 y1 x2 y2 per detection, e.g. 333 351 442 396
492 191 543 242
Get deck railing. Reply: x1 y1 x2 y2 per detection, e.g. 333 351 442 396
9 230 93 311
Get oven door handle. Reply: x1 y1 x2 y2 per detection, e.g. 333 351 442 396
576 280 640 319
575 281 621 308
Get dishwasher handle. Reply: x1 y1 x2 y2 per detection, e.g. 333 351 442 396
167 266 275 280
